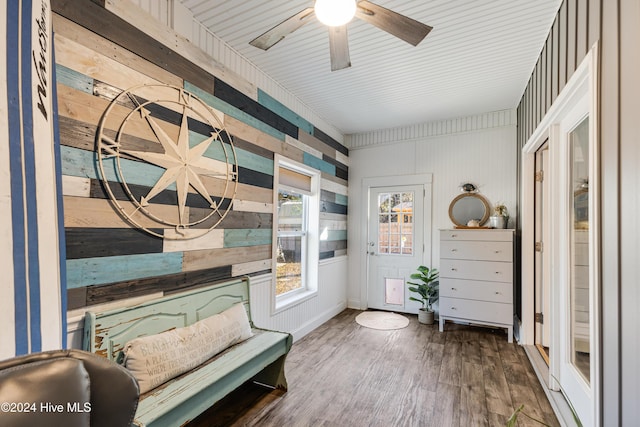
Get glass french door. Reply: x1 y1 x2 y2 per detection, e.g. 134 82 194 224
552 103 598 427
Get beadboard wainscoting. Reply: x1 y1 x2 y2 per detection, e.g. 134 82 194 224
249 256 348 341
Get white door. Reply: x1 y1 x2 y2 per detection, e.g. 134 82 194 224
551 105 598 427
367 185 424 313
534 144 551 353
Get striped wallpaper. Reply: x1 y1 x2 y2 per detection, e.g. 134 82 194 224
1 0 67 358
51 1 348 311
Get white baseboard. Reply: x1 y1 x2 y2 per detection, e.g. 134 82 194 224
347 298 363 310
290 301 347 342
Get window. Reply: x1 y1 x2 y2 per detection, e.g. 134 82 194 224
273 156 319 310
377 191 414 255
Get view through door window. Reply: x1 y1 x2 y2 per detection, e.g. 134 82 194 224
377 192 414 255
276 189 306 296
570 117 590 383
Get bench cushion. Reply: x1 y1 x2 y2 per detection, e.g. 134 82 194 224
124 303 253 393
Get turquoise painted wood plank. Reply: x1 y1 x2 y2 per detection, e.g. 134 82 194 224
189 131 274 176
235 146 274 175
61 145 178 190
185 81 286 142
189 130 236 163
303 152 336 175
257 89 314 135
55 64 93 94
335 193 348 206
321 230 347 242
66 252 184 288
224 229 272 248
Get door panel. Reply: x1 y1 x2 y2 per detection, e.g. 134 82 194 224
535 144 551 351
367 185 424 313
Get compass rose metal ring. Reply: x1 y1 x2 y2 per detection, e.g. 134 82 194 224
96 84 238 240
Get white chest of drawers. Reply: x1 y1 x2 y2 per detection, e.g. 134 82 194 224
439 229 515 342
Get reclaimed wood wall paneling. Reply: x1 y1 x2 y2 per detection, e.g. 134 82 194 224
182 245 271 272
53 14 182 87
52 0 215 94
53 0 348 309
83 265 234 306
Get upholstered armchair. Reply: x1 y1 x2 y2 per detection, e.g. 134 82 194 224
0 349 139 427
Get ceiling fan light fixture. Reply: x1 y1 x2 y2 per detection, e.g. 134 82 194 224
314 0 356 27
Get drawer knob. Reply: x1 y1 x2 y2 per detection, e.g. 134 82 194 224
494 250 500 254
495 291 500 295
451 307 457 310
451 287 457 291
451 268 457 271
495 271 501 274
451 234 458 238
451 249 458 252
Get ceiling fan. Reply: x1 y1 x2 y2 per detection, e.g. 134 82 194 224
249 0 432 71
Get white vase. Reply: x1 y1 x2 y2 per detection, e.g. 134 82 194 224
489 215 506 229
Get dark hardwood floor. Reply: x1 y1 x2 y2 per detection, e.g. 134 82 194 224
189 309 559 427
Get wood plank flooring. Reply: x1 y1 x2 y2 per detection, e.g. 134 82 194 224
189 309 559 427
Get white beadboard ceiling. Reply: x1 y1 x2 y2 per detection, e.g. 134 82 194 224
179 0 561 135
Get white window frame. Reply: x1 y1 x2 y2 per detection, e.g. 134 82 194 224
272 155 320 313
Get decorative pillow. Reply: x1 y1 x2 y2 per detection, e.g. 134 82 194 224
123 302 253 393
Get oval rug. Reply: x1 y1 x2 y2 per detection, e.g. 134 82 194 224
355 311 409 330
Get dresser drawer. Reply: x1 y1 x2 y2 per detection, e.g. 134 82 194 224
440 259 512 282
440 229 513 242
440 278 512 304
439 297 512 324
440 240 512 262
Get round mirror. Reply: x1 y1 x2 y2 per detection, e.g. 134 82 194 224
448 193 490 227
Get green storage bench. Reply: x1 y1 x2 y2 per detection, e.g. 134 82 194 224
83 278 292 427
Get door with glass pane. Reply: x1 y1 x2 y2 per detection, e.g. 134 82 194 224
367 185 424 313
555 113 596 427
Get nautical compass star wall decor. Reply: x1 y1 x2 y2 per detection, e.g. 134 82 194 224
97 84 238 240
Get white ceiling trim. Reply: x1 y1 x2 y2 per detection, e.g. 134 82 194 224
346 109 517 150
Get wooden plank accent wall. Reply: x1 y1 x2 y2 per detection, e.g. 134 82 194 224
51 0 348 310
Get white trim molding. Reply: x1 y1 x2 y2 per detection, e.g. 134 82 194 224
346 109 516 150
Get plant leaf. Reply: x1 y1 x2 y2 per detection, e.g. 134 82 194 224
506 404 524 427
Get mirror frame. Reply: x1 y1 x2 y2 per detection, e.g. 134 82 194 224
448 193 491 227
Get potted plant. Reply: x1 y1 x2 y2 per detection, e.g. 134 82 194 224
407 266 439 325
490 203 509 229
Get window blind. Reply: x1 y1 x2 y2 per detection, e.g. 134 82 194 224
279 167 312 194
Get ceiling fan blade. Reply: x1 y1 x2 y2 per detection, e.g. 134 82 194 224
249 7 315 50
355 0 432 46
328 25 351 71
